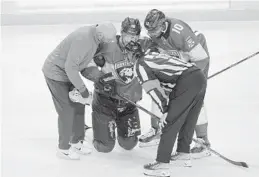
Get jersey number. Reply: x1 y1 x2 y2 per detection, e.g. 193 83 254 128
172 24 183 34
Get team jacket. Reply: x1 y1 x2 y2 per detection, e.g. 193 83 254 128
134 51 196 113
147 18 210 76
42 25 100 95
93 36 142 103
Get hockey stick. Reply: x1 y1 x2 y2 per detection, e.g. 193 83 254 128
208 51 259 79
117 52 257 167
192 139 248 168
118 95 249 168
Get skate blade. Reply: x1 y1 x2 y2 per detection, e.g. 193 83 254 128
144 169 170 177
191 150 211 159
170 159 192 167
139 139 160 148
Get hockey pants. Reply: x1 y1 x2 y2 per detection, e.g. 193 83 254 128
92 92 141 152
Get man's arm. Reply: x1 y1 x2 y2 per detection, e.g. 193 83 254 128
135 59 168 113
65 37 92 98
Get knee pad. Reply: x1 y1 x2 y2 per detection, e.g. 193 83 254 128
93 139 115 153
117 136 138 150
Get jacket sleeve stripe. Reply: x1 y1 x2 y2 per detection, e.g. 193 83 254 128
137 64 150 82
149 90 163 112
145 60 188 71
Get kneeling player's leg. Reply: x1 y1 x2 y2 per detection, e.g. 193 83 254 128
92 110 116 153
117 105 141 150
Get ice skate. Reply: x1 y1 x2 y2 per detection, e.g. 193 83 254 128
170 152 192 167
191 137 211 159
139 127 161 148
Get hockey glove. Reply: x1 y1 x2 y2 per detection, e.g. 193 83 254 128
94 72 117 97
93 55 105 67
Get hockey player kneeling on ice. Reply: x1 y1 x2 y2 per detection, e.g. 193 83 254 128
85 17 143 153
134 50 207 176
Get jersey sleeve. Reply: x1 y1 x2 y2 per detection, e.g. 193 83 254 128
168 21 209 63
134 59 169 113
65 36 93 97
168 21 199 52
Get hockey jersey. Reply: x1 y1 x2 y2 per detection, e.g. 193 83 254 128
148 18 210 76
134 51 196 113
94 36 142 103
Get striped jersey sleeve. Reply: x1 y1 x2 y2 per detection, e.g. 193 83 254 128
134 53 193 113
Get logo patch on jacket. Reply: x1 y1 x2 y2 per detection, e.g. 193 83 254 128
115 60 135 84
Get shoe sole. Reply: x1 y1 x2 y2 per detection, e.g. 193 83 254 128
74 149 92 155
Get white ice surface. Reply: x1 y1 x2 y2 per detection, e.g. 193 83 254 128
1 21 259 177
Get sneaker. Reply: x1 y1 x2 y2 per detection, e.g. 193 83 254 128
139 128 161 148
144 161 170 177
170 152 192 167
71 140 92 155
191 137 211 159
56 147 80 160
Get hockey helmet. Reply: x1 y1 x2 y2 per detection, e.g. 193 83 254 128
144 9 166 37
121 17 141 36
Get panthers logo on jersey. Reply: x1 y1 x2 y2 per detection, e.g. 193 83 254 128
114 60 135 84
